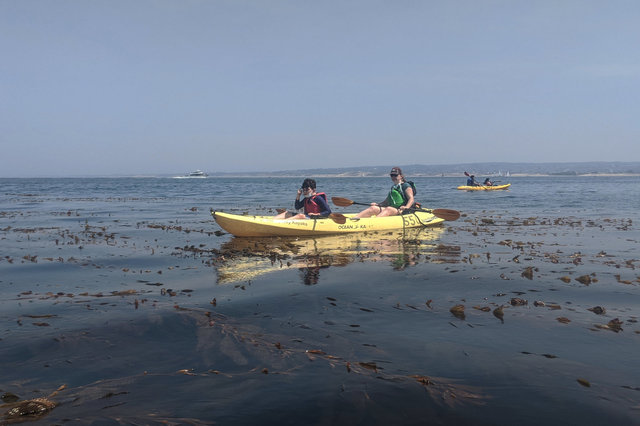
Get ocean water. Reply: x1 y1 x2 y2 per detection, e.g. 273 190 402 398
1 176 639 425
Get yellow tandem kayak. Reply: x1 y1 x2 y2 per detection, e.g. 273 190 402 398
212 210 445 237
457 183 511 191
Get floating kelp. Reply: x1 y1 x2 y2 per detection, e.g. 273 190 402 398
1 385 65 424
2 398 57 422
449 304 466 320
575 275 592 285
577 378 591 387
510 298 528 306
521 267 535 280
593 318 624 333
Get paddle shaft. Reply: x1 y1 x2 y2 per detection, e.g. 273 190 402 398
331 197 459 221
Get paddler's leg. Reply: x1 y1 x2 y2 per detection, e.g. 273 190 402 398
274 210 298 219
376 206 400 217
354 204 383 218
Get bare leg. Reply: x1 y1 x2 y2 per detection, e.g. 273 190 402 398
275 212 307 219
355 205 384 218
376 207 400 217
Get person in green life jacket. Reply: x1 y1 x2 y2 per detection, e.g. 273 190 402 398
274 178 331 219
354 167 416 218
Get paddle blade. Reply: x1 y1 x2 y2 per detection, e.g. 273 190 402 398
432 208 461 221
464 171 470 177
331 197 355 207
328 213 347 224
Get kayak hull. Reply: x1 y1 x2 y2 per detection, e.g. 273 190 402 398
212 211 445 237
457 183 511 191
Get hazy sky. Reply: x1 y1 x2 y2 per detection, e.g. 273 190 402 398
1 0 639 177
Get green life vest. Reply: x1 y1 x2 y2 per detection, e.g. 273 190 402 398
389 186 405 208
388 182 416 208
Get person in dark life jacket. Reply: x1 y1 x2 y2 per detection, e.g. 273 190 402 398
483 178 493 186
354 167 416 218
274 178 332 219
467 175 481 186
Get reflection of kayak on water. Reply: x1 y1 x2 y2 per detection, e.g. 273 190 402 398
219 227 443 255
457 183 511 191
211 210 444 237
213 227 460 284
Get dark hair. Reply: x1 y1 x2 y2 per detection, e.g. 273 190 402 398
301 178 316 189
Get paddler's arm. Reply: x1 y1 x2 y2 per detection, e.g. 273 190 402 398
398 185 415 212
294 188 304 210
311 195 332 217
377 197 390 208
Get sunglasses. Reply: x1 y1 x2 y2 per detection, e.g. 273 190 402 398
390 174 398 177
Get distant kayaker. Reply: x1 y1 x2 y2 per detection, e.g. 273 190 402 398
274 178 332 219
467 174 481 186
354 167 416 218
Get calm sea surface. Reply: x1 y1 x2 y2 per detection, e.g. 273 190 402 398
1 176 639 425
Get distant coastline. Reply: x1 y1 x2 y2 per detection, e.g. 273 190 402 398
204 161 640 178
2 162 639 179
197 172 640 178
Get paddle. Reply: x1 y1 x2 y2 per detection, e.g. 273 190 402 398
331 197 371 207
331 197 460 221
276 208 346 224
328 213 347 224
409 207 460 221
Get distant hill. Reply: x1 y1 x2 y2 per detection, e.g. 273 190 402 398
209 162 640 177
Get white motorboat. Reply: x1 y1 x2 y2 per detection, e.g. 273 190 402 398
174 170 208 179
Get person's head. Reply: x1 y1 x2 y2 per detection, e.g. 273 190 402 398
390 167 404 182
470 175 475 179
301 178 316 194
484 178 490 184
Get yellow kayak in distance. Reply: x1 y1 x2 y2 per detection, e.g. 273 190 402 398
212 210 445 237
457 183 511 191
